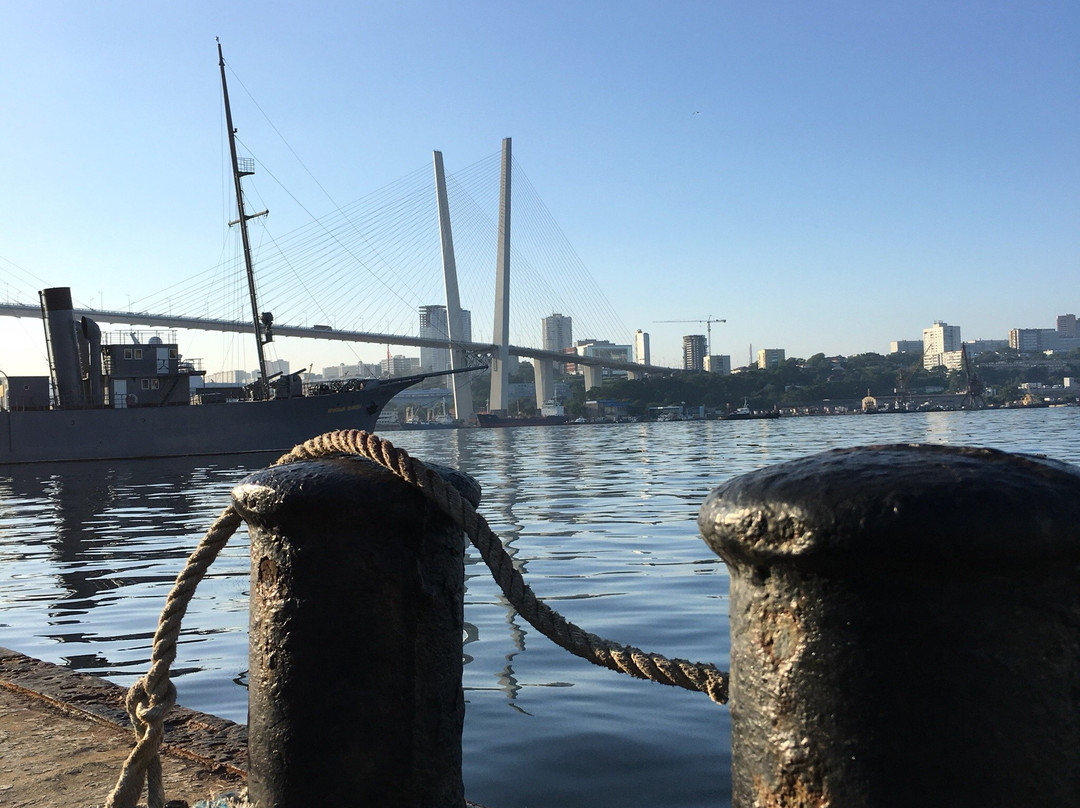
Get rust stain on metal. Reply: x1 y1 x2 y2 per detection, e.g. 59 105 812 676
257 555 278 589
752 770 830 808
757 607 802 667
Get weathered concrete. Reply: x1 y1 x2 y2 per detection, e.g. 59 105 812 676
699 444 1080 808
0 647 246 807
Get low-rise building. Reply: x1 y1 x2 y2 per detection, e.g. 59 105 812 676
381 354 421 377
890 340 922 354
965 339 1008 356
575 340 633 377
209 369 251 384
1009 327 1080 354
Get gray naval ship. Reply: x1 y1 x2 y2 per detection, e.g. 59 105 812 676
0 287 461 465
0 45 476 465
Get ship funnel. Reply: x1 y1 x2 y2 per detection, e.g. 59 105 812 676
41 287 85 407
80 316 104 406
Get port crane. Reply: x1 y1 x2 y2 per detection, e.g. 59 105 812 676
960 344 985 409
655 316 727 358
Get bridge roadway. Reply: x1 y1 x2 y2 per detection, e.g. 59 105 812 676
0 304 675 376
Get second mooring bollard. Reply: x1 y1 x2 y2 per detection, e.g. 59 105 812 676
698 444 1080 808
231 455 480 808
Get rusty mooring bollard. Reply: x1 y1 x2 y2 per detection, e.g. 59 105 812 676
231 456 480 808
698 444 1080 808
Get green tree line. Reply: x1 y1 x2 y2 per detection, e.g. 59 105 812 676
463 349 1080 417
577 349 1080 416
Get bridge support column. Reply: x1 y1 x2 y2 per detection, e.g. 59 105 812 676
432 150 474 422
582 365 599 394
489 138 512 414
534 358 553 411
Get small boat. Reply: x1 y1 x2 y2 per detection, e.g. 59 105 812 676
476 399 569 428
399 403 460 429
722 401 780 421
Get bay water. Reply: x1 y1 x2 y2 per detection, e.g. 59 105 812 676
1 408 1078 807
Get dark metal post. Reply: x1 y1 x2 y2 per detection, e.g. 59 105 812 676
698 444 1080 808
232 456 479 808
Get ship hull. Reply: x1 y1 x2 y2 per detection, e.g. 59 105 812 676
0 382 413 464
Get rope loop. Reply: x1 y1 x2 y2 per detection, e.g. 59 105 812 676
277 430 730 704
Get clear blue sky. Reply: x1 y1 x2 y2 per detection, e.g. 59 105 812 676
1 1 1077 373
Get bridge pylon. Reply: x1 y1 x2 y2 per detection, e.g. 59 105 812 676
433 150 475 422
488 137 512 415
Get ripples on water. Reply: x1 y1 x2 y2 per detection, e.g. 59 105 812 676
1 408 1077 807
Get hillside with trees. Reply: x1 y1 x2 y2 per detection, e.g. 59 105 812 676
570 349 1080 417
462 349 1080 418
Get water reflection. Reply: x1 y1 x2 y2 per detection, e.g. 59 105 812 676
0 453 271 704
3 410 1076 808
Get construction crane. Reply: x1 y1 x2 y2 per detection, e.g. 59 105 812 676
654 316 727 358
960 344 985 410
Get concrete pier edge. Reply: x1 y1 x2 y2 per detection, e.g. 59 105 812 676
1 648 494 807
1 647 249 774
0 646 246 806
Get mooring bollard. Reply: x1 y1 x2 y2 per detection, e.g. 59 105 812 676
231 455 480 808
698 444 1080 808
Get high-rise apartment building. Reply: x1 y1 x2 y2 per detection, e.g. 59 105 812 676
265 359 291 378
633 329 650 366
542 313 573 353
683 335 707 371
705 354 731 374
922 321 962 370
1058 314 1078 339
419 304 471 373
757 348 786 369
542 313 574 373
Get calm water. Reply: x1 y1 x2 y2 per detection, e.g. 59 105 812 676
2 408 1078 807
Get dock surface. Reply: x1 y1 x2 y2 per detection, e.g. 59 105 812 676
0 647 246 807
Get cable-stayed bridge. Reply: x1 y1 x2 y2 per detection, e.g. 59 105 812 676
0 139 673 420
0 304 668 375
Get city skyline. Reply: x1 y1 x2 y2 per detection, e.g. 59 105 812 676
0 292 1075 380
178 302 1080 383
0 4 1076 375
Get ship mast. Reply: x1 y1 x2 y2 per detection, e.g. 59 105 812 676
218 41 271 400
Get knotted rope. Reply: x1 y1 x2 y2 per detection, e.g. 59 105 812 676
104 508 242 808
106 429 728 808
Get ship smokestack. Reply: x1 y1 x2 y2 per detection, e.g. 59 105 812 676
81 316 104 406
41 287 85 408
